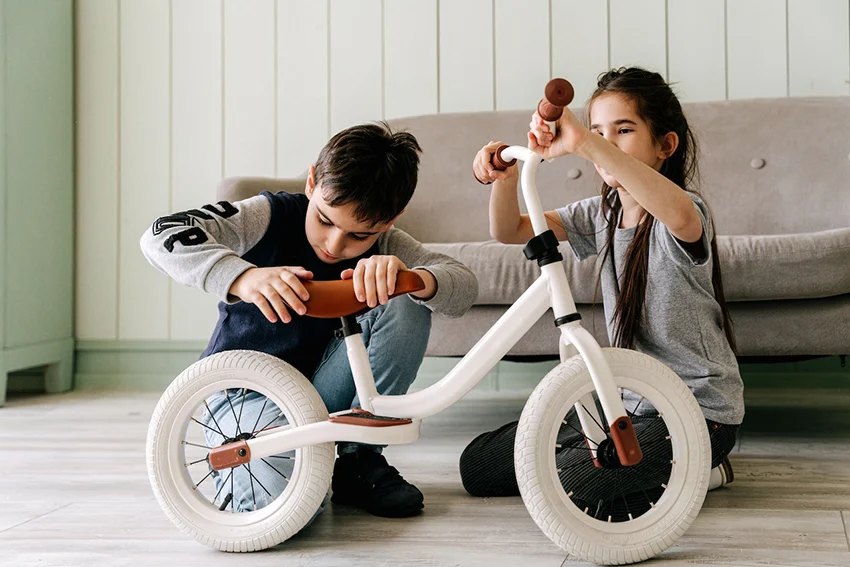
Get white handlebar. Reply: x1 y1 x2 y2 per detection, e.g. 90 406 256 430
499 146 548 236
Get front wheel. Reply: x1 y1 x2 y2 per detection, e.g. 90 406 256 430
146 350 334 552
515 348 711 565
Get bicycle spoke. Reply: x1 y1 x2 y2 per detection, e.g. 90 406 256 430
181 440 213 450
626 465 665 507
557 459 595 473
192 469 214 490
225 391 242 437
250 398 270 436
184 456 209 467
212 469 233 505
615 469 633 521
635 435 672 447
621 388 637 419
244 463 274 498
203 400 227 441
563 421 600 447
580 403 607 437
632 396 646 416
255 411 285 436
244 463 257 511
237 388 247 432
261 458 289 481
557 442 599 452
230 470 235 513
267 455 293 460
191 417 226 439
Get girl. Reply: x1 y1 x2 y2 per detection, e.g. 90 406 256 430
463 67 743 519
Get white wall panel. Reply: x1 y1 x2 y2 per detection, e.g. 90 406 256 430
329 0 382 133
609 0 667 76
439 0 494 113
494 0 550 111
278 0 329 176
118 0 170 340
223 0 275 176
171 0 223 341
668 0 726 102
551 0 609 107
788 0 850 96
727 0 788 99
384 0 438 119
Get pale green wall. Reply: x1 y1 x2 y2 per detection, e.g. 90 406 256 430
1 0 74 403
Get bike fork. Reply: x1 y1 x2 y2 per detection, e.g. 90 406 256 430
560 324 642 467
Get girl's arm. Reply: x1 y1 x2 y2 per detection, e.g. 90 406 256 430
578 135 702 242
529 113 703 243
474 141 567 245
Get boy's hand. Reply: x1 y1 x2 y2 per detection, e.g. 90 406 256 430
473 141 518 184
341 255 409 308
229 266 313 323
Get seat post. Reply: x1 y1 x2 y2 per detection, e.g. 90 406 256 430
337 315 362 338
336 315 378 412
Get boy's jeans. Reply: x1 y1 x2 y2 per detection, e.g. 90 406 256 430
202 296 431 513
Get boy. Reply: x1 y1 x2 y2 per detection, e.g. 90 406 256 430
140 122 477 518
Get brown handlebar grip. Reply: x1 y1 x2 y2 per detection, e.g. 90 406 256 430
491 144 516 170
545 78 574 107
537 78 575 122
474 144 516 185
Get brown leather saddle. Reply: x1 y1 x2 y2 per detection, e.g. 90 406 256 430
301 270 426 319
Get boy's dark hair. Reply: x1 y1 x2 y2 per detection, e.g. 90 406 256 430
313 121 422 226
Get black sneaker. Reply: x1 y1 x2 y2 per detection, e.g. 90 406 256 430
331 449 424 518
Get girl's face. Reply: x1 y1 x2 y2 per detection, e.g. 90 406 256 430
588 93 671 190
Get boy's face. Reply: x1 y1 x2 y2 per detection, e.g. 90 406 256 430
304 166 396 264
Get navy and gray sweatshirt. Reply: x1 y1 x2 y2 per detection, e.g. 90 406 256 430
140 191 478 377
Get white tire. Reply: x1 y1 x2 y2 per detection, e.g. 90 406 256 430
515 348 711 565
146 350 334 552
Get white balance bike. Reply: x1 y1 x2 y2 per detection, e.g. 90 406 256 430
146 78 711 565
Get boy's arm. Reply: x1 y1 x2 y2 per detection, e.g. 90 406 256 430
139 195 271 302
379 228 479 318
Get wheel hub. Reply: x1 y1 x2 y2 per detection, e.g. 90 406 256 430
594 437 622 469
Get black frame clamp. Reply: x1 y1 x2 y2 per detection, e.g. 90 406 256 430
523 229 563 268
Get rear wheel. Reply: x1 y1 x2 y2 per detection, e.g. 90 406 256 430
146 350 334 552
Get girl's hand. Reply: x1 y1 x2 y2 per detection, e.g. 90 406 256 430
528 107 589 159
341 255 409 308
473 141 519 184
229 266 313 323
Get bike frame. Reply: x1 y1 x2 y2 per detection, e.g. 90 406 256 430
211 146 634 469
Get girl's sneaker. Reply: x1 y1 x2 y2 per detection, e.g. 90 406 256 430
708 456 734 491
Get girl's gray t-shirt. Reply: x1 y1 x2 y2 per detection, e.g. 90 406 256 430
556 194 744 425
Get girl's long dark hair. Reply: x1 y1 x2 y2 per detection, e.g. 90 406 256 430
588 67 737 353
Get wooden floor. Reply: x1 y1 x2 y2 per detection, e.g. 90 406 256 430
1 387 849 567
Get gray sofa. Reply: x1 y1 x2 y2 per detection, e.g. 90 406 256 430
219 97 850 359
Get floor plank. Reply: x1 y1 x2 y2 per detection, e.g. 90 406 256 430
1 389 849 566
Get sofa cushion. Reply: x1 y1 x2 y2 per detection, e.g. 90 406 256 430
425 227 850 305
426 295 850 357
717 228 850 301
